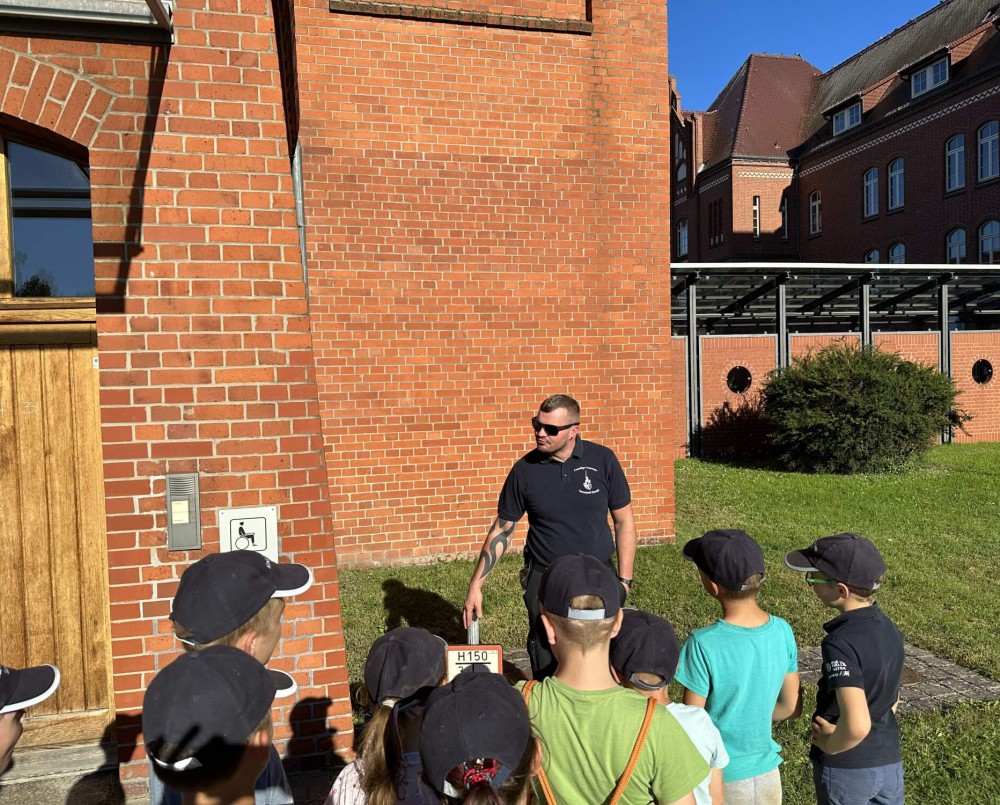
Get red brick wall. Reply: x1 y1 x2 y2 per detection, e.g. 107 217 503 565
1 1 352 792
293 1 674 564
799 68 1000 264
699 335 775 457
952 331 1000 442
730 164 797 259
875 332 939 367
790 333 861 357
670 337 688 460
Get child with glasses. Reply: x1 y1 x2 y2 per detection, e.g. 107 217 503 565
785 533 905 805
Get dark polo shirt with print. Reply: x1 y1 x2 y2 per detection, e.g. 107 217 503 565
497 438 631 566
811 603 905 769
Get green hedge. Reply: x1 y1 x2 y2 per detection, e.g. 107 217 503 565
760 342 966 474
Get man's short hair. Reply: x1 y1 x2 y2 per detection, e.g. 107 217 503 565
539 394 580 421
543 595 616 652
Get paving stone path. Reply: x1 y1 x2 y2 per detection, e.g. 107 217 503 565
506 643 1000 712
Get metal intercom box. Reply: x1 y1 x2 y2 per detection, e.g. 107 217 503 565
166 473 201 550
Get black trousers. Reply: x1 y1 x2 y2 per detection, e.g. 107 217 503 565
521 556 622 681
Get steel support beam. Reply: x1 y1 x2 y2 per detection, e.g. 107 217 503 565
872 274 951 313
776 276 790 369
686 278 702 458
939 279 953 444
798 277 859 314
859 273 875 347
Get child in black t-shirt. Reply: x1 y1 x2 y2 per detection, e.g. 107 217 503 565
785 533 905 805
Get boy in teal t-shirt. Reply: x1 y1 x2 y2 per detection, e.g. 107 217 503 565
675 530 800 805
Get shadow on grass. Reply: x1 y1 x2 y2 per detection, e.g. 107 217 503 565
382 578 467 644
697 396 776 470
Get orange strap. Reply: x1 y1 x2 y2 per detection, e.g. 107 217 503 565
522 680 658 805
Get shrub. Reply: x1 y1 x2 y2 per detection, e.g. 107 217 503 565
760 342 967 474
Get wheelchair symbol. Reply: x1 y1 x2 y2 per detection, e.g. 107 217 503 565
235 522 256 551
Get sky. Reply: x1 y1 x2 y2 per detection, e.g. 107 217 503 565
668 0 944 111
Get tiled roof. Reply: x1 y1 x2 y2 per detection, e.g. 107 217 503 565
805 0 1000 139
685 0 1000 167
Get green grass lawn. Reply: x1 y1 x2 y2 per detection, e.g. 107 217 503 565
339 443 1000 803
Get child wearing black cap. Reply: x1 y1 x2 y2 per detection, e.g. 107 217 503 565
326 626 447 805
675 530 800 805
611 610 728 805
517 554 708 805
0 661 60 776
420 671 536 804
150 551 313 805
785 533 905 805
143 645 297 805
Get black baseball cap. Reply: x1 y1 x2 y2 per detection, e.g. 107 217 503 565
171 551 313 645
785 533 887 590
420 672 530 797
610 610 679 690
0 663 60 714
682 529 766 590
363 627 447 706
143 645 296 772
540 554 621 620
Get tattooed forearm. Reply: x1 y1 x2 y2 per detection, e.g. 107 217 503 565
477 519 515 580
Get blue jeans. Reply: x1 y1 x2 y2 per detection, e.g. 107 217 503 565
813 762 904 805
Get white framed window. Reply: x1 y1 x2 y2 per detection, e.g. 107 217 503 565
911 57 949 98
979 121 999 181
865 249 880 263
945 135 965 191
780 196 788 240
832 102 862 135
863 168 878 217
889 243 905 264
809 191 821 235
677 218 688 258
752 196 760 239
677 162 687 183
947 228 966 264
981 220 1000 263
888 158 904 210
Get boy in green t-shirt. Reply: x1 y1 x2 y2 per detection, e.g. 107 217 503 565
519 554 707 805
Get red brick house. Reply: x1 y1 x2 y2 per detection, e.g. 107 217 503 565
670 0 1000 457
0 0 672 796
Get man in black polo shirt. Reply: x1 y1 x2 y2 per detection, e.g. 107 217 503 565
462 394 636 679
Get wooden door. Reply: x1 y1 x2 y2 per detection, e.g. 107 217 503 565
0 137 113 745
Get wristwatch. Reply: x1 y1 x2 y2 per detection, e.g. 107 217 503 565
618 576 633 590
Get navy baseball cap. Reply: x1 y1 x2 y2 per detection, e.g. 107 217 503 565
0 663 60 714
540 554 621 620
610 610 679 690
143 645 296 772
683 529 766 590
785 533 887 589
363 627 447 706
171 551 313 645
420 672 530 797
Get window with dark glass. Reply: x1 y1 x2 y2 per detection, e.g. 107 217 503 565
980 220 1000 264
888 158 904 210
863 168 878 217
947 228 967 264
889 243 905 264
980 122 999 182
726 366 752 394
865 249 880 263
972 359 993 385
946 135 965 191
5 140 95 298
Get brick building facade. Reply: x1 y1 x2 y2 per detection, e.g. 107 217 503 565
670 0 1000 459
0 0 673 795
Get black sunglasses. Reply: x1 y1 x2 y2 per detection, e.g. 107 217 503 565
531 417 579 437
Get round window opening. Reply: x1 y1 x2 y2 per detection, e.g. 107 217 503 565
972 359 994 385
726 366 753 394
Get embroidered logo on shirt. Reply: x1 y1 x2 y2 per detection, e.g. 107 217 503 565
574 466 600 494
825 660 850 679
